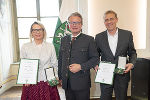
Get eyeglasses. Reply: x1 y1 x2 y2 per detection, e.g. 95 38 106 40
32 28 44 33
68 22 81 25
104 18 115 23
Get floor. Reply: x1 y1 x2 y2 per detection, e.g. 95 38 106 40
91 97 131 100
0 87 21 100
0 86 131 100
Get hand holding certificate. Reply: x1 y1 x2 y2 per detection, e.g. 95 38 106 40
95 62 116 85
17 59 39 84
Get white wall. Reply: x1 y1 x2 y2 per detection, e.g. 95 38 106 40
88 0 147 51
78 0 88 35
137 0 150 58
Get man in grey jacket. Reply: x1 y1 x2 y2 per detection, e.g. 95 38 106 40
95 10 137 100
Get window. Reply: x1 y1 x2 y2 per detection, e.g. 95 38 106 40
16 0 59 49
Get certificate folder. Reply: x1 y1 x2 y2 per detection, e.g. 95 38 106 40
95 62 115 85
17 59 39 84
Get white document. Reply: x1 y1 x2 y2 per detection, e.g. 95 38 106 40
118 56 126 69
45 67 55 81
17 59 39 84
95 62 116 85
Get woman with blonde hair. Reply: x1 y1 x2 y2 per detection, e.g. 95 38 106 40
20 21 60 100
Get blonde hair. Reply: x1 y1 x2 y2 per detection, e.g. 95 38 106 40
29 21 47 42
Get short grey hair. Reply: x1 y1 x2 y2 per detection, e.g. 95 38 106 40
104 10 118 19
68 12 83 25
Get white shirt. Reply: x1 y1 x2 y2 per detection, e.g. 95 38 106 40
107 29 118 56
20 41 58 82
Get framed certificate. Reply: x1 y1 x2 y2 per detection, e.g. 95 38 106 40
114 56 126 74
45 67 55 81
95 62 116 85
17 59 39 84
118 56 126 69
45 67 59 86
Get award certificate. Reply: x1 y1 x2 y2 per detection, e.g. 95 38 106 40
95 62 115 85
45 67 59 86
17 59 39 84
114 56 126 74
118 56 126 69
45 67 55 81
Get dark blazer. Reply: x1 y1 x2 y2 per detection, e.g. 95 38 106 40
58 33 99 91
95 28 137 81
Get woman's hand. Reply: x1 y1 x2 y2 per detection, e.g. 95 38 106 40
94 65 99 72
24 84 30 87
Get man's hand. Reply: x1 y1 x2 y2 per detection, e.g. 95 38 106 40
69 64 81 73
94 65 99 72
58 80 62 87
124 63 134 73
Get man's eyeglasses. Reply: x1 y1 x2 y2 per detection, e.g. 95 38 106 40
68 22 81 25
32 28 44 33
104 18 115 23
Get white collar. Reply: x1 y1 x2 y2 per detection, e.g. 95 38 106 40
107 28 118 37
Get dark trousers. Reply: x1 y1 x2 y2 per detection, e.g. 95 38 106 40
65 88 90 100
100 74 129 100
65 79 90 100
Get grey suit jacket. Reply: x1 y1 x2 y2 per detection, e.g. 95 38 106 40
95 28 137 81
95 28 137 65
58 33 99 90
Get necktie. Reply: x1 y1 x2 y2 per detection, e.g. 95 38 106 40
72 37 76 42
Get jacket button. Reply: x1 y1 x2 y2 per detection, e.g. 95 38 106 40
66 73 68 77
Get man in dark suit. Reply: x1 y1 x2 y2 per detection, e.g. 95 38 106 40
58 12 99 100
95 10 137 100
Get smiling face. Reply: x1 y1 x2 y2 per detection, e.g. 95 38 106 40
31 24 44 41
68 16 82 36
104 13 118 33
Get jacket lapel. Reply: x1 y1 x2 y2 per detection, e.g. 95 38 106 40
115 29 122 57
